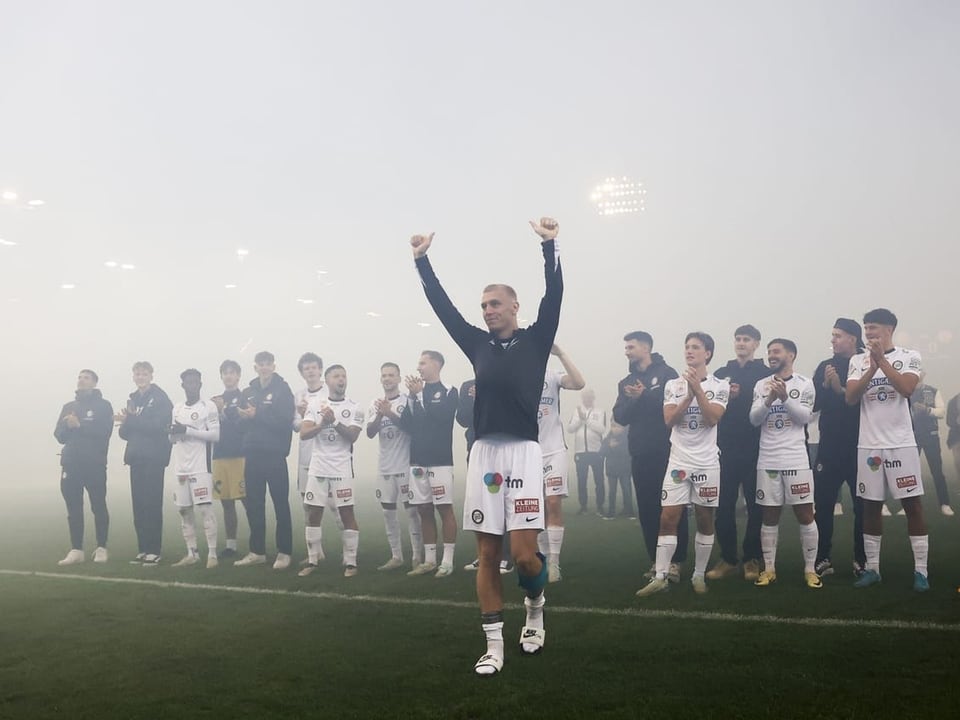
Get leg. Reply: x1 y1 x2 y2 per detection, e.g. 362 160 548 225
574 454 589 512
741 455 762 564
178 507 198 555
437 503 458 570
144 464 165 557
591 454 606 513
381 502 403 562
606 471 618 517
861 499 883 574
901 495 929 581
61 468 85 551
475 532 505 674
631 455 660 563
198 503 218 559
715 453 740 565
922 440 949 506
813 459 841 565
265 458 292 556
242 458 267 556
692 506 716 581
544 495 564 580
339 505 360 571
84 466 109 549
221 500 238 545
129 466 146 554
759 505 782 579
619 473 634 517
303 505 325 568
418 505 438 567
793 503 818 575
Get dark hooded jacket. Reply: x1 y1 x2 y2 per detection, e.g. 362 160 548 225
714 359 772 456
241 373 296 458
54 389 114 468
613 353 678 456
118 384 174 467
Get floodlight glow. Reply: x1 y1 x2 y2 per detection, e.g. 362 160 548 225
236 248 249 257
417 322 431 327
1 191 17 201
120 263 135 270
366 311 381 317
317 269 329 276
104 261 118 268
27 199 45 207
297 298 314 305
591 176 646 216
61 283 76 290
312 324 324 329
0 238 16 247
225 284 237 289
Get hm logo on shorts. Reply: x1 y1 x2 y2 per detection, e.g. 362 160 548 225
483 472 523 493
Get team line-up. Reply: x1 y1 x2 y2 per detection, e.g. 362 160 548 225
53 219 946 675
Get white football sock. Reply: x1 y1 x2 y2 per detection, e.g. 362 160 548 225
199 504 218 558
441 542 455 568
522 593 546 653
424 543 437 566
478 618 504 675
407 507 423 564
342 529 359 567
383 508 402 560
909 535 928 576
305 525 323 565
547 526 564 565
863 533 882 573
799 522 818 573
761 524 779 574
655 535 677 580
226 538 237 551
693 532 714 578
180 508 197 556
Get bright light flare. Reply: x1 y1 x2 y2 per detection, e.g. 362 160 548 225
1 191 18 201
61 283 76 290
0 238 17 247
591 176 646 216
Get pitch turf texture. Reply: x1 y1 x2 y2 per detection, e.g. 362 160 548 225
2 477 959 720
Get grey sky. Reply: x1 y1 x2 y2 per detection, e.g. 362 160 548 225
1 1 958 481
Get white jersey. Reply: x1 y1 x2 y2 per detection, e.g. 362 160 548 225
663 374 730 467
170 398 220 476
306 397 364 478
750 374 816 469
538 370 567 455
849 347 922 449
294 385 329 467
367 393 411 475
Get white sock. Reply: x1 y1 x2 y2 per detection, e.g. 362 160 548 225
864 533 882 573
407 508 423 564
424 543 437 566
910 535 929 576
522 593 546 653
799 522 818 573
342 529 359 567
441 542 455 568
383 508 402 561
693 532 714 578
761 524 779 574
199 504 218 558
305 525 323 565
537 532 549 558
655 535 677 580
478 619 504 675
180 508 197 556
226 538 237 551
547 526 564 565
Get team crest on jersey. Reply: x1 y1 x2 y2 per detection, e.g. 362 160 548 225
191 412 199 421
306 492 314 501
86 410 93 417
705 391 715 400
789 389 800 399
893 360 903 370
471 509 484 524
756 489 765 500
341 409 351 418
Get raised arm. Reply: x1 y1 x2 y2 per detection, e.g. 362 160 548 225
411 233 486 360
553 345 586 391
528 218 563 347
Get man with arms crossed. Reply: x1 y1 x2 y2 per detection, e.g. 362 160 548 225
169 369 221 569
299 365 364 578
411 217 561 675
845 309 929 591
748 340 820 588
636 333 729 597
367 362 424 570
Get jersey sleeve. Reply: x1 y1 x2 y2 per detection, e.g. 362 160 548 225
711 379 731 409
529 240 563 349
663 379 679 407
783 378 815 425
414 255 486 362
749 382 768 426
304 403 320 426
903 349 923 377
346 404 364 429
848 355 864 382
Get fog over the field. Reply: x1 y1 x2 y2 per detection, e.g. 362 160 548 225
2 1 958 501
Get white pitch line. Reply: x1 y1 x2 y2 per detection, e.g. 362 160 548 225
2 569 957 633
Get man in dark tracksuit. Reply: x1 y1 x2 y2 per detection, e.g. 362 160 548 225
710 324 771 582
813 318 866 576
613 331 686 576
235 351 296 568
117 361 173 565
54 369 114 565
911 379 951 513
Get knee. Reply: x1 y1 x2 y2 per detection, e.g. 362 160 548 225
513 549 541 577
478 542 502 565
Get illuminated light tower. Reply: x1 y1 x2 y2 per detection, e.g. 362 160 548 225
236 248 250 262
590 176 646 216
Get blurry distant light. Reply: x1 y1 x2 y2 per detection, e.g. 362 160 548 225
317 269 329 276
61 283 76 290
27 199 45 207
591 175 645 216
104 260 118 268
236 248 249 259
311 324 324 329
0 238 16 247
1 191 18 201
297 298 314 305
417 322 431 328
224 283 237 289
366 311 381 318
120 263 136 270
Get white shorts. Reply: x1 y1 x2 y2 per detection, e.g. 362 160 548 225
856 448 924 501
542 450 568 498
409 465 454 506
304 475 356 508
463 435 545 535
756 469 814 506
173 472 214 507
297 465 309 496
376 472 410 505
661 465 720 508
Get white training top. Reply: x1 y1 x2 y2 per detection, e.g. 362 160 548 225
294 385 329 467
663 374 730 468
170 399 220 476
367 393 411 475
849 347 922 449
538 369 567 455
750 374 816 469
306 397 364 478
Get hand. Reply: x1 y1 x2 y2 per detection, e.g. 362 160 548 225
170 422 187 436
374 399 386 417
529 217 559 241
319 406 336 427
114 408 128 423
468 384 476 399
550 343 563 356
410 233 434 258
624 382 645 398
405 375 424 395
729 383 741 400
65 413 81 429
297 400 309 418
770 377 788 402
212 396 225 412
824 365 841 391
868 338 885 363
683 367 702 395
238 405 256 419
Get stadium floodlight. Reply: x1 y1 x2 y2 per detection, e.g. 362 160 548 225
1 191 17 201
366 311 382 318
0 238 16 246
61 283 76 290
236 248 250 262
120 263 135 270
417 322 431 327
224 284 237 289
296 298 314 304
317 269 329 276
590 176 646 216
104 260 118 268
312 324 324 329
27 199 45 207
